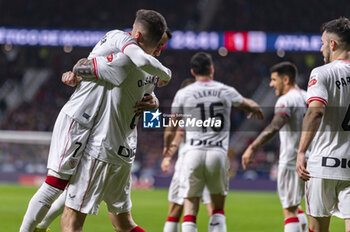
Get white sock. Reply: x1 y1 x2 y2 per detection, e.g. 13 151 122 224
37 189 67 229
20 182 63 232
284 217 302 232
297 211 308 232
209 213 227 232
182 222 197 232
163 221 180 232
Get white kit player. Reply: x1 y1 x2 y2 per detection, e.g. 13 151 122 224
20 9 171 232
163 52 263 232
32 28 173 232
161 78 212 232
296 17 350 232
242 62 308 232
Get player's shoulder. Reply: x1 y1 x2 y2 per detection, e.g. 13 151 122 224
311 60 344 78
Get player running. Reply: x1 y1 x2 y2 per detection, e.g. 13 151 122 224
20 9 170 232
242 61 308 232
164 52 263 232
296 17 350 232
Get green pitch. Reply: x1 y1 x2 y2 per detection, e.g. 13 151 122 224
0 184 344 231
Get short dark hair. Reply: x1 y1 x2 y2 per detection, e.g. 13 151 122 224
135 9 167 46
270 61 297 85
190 52 213 76
165 28 172 39
321 17 350 48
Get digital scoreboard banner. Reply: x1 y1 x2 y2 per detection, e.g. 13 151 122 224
0 27 321 52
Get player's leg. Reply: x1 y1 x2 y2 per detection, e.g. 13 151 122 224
164 202 183 232
297 207 308 232
305 178 337 232
307 216 330 232
36 189 67 231
61 206 87 232
20 171 70 232
108 211 142 232
283 206 302 232
20 112 88 232
336 180 350 232
179 150 205 232
345 219 350 232
205 150 228 232
278 167 306 232
104 161 146 232
164 167 184 232
201 186 212 217
182 197 200 232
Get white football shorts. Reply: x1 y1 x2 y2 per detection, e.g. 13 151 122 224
305 177 350 218
47 111 90 175
179 149 229 198
65 154 132 215
277 166 304 208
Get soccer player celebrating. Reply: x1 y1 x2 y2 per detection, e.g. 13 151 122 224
296 17 350 232
20 9 171 232
241 62 308 232
164 52 263 232
161 79 212 232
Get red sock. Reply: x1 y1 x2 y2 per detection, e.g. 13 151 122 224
309 229 315 232
212 209 225 215
166 216 180 222
130 226 145 232
183 215 196 223
284 217 299 225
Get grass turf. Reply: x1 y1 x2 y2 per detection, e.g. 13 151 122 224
0 184 344 231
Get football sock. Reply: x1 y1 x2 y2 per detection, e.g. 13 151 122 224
297 210 308 232
20 177 68 232
130 226 146 232
163 217 180 232
284 217 302 232
182 215 197 232
37 189 67 228
209 210 227 232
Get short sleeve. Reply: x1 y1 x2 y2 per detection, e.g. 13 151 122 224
93 53 131 86
274 96 291 117
306 68 328 106
228 86 243 107
171 90 184 115
110 31 137 53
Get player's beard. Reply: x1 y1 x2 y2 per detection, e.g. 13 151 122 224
323 47 331 64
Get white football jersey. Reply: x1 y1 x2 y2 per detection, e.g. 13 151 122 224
83 53 157 164
306 59 350 180
274 88 307 169
171 80 243 152
61 30 136 127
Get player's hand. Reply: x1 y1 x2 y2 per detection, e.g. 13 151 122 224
161 156 172 172
62 71 82 87
134 94 158 116
296 151 310 181
241 145 255 170
247 107 264 120
158 79 169 87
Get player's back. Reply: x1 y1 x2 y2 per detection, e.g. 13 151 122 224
307 59 350 180
171 80 243 153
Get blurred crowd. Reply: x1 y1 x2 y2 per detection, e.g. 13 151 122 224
0 0 343 183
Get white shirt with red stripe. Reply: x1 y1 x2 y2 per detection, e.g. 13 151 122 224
306 59 350 180
274 88 307 169
171 80 243 153
83 53 156 165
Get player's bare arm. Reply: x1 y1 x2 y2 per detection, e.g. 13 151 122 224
296 100 325 181
161 129 185 172
238 97 264 120
163 115 183 156
134 94 158 116
72 58 96 80
242 113 289 169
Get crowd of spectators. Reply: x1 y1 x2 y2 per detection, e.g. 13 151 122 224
0 0 342 184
